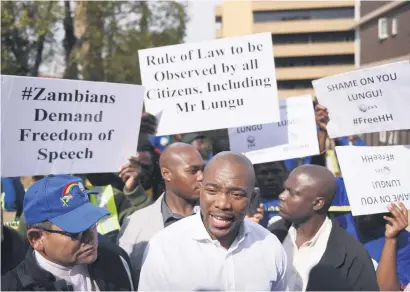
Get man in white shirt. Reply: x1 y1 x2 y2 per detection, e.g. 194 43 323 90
269 165 378 291
138 151 288 291
2 175 134 291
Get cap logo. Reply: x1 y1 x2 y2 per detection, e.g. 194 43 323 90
61 182 86 207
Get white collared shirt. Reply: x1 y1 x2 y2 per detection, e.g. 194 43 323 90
282 216 332 291
34 250 134 291
35 250 98 291
138 212 288 291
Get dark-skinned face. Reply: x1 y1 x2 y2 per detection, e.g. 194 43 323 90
200 159 254 243
254 162 287 200
278 170 324 224
165 148 205 201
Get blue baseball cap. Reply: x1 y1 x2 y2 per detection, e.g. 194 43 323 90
24 175 110 233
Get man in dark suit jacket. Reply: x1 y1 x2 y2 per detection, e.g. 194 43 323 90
269 164 379 291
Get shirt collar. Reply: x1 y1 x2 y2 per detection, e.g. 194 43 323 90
289 216 332 247
161 195 199 224
34 250 72 275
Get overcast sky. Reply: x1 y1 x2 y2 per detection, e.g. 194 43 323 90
184 0 221 43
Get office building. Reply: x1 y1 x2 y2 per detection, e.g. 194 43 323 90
356 1 410 68
215 1 356 98
355 1 410 146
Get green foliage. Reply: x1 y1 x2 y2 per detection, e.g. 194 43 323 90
1 1 62 76
1 0 188 84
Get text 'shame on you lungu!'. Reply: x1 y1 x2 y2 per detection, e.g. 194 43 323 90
141 40 273 114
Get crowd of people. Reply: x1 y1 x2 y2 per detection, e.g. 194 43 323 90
1 102 409 291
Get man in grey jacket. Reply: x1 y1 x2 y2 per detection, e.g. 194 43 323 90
117 142 205 284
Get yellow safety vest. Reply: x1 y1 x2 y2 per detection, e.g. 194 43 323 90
326 149 341 176
89 185 121 235
1 192 5 210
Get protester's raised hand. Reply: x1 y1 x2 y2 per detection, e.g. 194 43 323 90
314 103 329 131
246 204 264 225
140 112 157 135
384 202 408 239
119 156 142 192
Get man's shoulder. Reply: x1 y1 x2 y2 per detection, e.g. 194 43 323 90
245 219 284 247
125 199 160 222
1 268 21 290
331 222 371 257
1 257 29 290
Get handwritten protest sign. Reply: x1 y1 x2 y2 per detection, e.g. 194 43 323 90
312 61 410 138
139 33 280 135
335 145 410 216
1 76 144 176
228 95 319 164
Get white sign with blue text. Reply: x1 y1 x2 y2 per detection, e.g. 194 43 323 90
228 95 319 164
336 145 410 216
313 60 410 138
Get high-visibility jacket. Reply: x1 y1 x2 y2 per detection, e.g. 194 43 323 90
89 185 121 235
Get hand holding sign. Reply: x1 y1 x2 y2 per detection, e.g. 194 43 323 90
119 156 143 193
315 103 329 131
384 202 408 239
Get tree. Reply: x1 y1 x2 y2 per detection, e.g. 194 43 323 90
1 0 189 84
68 1 188 84
1 1 62 76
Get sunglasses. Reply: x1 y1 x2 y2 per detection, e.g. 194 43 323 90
35 224 96 241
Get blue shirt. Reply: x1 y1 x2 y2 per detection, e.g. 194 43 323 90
335 177 410 286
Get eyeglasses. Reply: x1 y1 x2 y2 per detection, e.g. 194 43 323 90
35 225 96 241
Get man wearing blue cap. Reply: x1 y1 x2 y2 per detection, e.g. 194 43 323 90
2 175 134 291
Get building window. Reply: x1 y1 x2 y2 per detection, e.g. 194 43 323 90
378 17 388 40
391 17 398 36
277 79 313 90
272 31 355 44
215 16 222 30
275 54 354 68
254 7 354 23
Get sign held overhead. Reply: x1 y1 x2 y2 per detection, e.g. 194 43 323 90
228 95 319 164
335 145 410 216
139 33 280 135
312 61 410 138
1 75 144 177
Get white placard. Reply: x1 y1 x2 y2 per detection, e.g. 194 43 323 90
312 61 410 138
228 95 320 164
139 33 280 135
336 145 410 216
1 75 144 177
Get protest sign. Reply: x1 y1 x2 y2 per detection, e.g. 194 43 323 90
1 75 144 176
139 33 280 135
312 60 410 138
228 95 319 164
335 145 410 216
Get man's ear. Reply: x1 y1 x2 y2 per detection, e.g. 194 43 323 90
313 197 325 212
161 167 171 182
27 229 45 252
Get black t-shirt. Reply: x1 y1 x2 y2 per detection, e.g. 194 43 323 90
1 226 27 275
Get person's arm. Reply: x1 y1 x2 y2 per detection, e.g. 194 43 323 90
310 103 328 167
377 202 408 291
